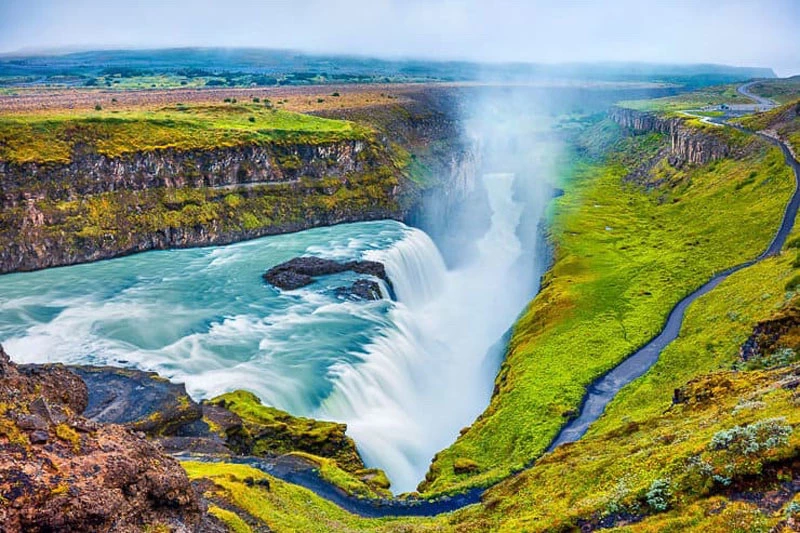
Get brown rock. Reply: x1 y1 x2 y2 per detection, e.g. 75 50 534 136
0 344 204 532
29 429 49 444
15 413 49 431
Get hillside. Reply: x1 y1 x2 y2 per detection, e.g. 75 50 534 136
3 78 800 532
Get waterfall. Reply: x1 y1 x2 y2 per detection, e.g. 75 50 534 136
318 172 532 494
367 230 447 308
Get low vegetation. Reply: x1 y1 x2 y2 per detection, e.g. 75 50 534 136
747 76 800 104
617 84 753 112
208 390 366 472
0 103 366 164
737 98 800 156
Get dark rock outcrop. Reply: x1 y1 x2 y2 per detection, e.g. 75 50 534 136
739 302 800 362
263 256 390 292
0 346 204 532
335 279 383 300
71 365 203 436
206 390 367 473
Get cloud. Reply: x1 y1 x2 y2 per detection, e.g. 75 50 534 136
1 0 798 76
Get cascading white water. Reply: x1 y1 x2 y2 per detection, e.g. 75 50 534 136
317 172 531 493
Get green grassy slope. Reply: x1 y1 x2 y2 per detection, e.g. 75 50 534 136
418 120 793 496
617 84 753 112
181 119 800 531
738 99 800 156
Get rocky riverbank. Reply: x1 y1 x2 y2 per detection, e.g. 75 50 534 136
0 342 402 530
0 346 208 532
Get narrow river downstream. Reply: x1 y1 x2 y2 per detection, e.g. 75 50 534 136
0 171 541 493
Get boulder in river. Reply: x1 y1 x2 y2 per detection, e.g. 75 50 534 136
263 256 391 292
335 279 384 301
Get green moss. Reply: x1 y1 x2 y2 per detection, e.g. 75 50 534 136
207 505 253 533
181 461 425 532
3 167 401 259
452 458 480 475
54 423 80 452
208 390 364 472
0 403 28 447
288 451 392 499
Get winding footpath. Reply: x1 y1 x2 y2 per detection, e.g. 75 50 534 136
187 84 800 517
549 87 798 449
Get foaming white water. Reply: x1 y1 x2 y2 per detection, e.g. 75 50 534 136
318 172 531 493
367 230 447 307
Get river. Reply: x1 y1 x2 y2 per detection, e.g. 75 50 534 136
0 170 541 493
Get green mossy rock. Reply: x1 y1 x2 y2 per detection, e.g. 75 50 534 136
207 390 366 473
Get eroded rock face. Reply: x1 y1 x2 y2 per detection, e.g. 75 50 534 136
72 365 203 436
609 106 732 166
739 302 800 362
206 390 367 473
0 141 368 209
0 346 204 532
263 256 390 292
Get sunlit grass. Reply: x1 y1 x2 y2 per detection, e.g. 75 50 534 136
618 84 751 112
0 103 366 164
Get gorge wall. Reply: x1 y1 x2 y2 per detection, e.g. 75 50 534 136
0 140 371 208
0 91 478 274
609 106 732 165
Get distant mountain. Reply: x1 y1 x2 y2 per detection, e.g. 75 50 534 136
0 47 776 88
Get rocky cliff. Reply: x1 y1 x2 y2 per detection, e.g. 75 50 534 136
0 91 476 274
0 136 407 273
609 106 733 165
0 346 206 532
0 140 369 209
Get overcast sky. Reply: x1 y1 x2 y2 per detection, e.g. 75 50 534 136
1 0 798 76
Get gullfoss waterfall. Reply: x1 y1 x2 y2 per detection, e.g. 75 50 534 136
0 172 545 494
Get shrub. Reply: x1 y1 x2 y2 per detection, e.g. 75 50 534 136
317 98 325 103
94 104 102 111
253 97 260 103
709 418 792 455
645 478 672 512
331 92 340 97
248 116 256 123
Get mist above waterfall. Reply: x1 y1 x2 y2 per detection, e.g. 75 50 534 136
316 89 564 492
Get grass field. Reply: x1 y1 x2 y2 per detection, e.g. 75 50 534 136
0 102 367 164
747 77 800 104
737 98 800 156
617 84 753 112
